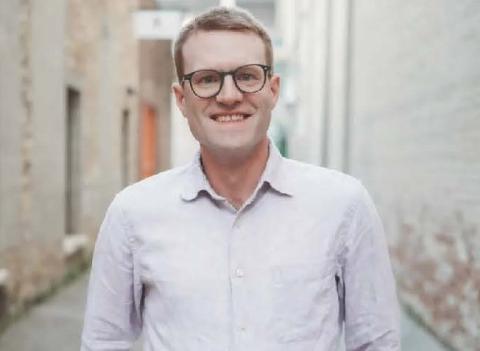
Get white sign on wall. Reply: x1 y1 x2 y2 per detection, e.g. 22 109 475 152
133 10 184 40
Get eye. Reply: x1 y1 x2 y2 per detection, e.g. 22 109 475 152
235 66 262 82
200 75 217 83
193 71 220 85
237 73 255 81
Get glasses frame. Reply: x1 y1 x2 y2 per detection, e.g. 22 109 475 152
181 64 272 99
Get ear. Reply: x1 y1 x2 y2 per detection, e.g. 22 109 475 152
172 82 187 117
269 74 281 107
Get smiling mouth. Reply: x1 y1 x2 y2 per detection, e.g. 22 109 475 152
210 114 251 123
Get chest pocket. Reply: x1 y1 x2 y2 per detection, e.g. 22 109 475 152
270 261 337 343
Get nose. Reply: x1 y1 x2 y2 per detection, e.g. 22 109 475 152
215 75 243 105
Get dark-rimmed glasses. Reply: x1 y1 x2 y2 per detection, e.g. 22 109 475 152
181 64 272 99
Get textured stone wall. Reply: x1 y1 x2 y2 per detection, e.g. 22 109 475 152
0 0 67 320
0 0 139 324
65 0 140 238
0 0 24 253
349 1 480 349
287 0 479 349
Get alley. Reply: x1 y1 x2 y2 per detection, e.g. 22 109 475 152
1 1 479 350
0 272 449 351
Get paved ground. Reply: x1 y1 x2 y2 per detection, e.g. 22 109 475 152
0 272 450 351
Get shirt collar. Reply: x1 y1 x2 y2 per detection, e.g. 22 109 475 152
180 140 294 202
180 150 218 201
259 141 294 197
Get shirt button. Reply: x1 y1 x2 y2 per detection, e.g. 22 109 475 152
235 268 244 278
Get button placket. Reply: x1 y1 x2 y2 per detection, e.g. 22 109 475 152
229 214 249 349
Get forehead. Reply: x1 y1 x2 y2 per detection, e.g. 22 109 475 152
182 30 266 72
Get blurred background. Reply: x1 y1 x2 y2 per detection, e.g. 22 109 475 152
0 0 479 350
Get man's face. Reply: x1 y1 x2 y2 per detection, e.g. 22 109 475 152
173 30 280 157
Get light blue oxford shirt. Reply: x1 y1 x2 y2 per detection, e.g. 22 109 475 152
81 143 400 351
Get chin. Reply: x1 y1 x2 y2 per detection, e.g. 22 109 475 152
208 136 267 158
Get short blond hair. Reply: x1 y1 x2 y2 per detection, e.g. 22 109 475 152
173 6 273 81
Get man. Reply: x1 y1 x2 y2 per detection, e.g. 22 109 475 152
81 6 400 351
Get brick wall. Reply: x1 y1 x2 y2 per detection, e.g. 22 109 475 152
0 0 140 324
287 0 479 348
349 1 480 349
0 0 67 321
65 0 140 238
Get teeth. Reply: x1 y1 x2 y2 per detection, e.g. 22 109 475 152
215 114 246 123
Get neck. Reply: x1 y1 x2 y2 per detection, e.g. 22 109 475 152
200 138 270 209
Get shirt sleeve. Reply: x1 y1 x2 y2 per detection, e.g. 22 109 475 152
81 195 142 351
342 184 401 350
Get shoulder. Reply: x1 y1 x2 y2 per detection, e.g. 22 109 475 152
282 157 365 201
112 164 190 211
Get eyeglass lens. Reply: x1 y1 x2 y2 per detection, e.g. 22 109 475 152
190 64 267 98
